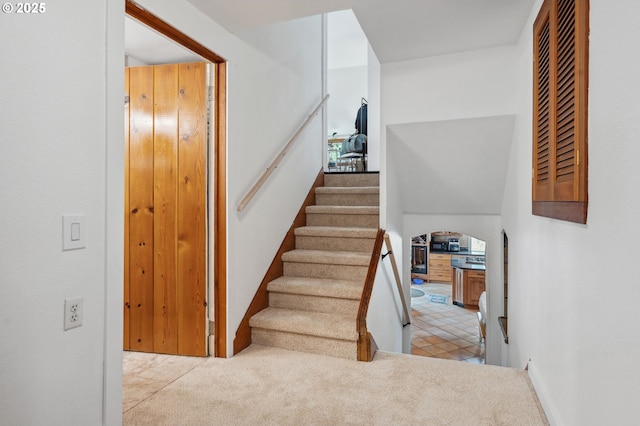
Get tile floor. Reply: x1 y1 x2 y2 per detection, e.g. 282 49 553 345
123 351 207 414
410 282 485 364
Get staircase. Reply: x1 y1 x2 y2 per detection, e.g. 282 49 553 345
249 173 380 360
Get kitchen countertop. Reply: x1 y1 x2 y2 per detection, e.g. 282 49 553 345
450 256 486 271
430 250 486 256
451 262 486 271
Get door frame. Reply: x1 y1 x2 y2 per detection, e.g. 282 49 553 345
125 0 227 357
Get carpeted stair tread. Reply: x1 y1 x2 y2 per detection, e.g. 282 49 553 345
306 205 379 215
247 172 382 360
324 173 379 188
267 276 363 300
294 226 378 239
282 249 370 266
315 186 379 195
249 307 358 341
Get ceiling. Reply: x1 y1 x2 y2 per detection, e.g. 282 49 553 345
353 0 534 63
127 1 535 217
186 0 535 63
185 0 354 33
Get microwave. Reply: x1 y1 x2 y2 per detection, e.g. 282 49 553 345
431 241 447 251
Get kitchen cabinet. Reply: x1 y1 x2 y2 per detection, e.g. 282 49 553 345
452 266 485 309
429 253 452 283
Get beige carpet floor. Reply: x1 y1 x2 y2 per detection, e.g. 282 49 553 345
123 344 548 425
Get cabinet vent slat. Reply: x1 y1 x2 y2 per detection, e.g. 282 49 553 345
557 116 574 136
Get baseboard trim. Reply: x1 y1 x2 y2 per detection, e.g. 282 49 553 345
527 359 561 426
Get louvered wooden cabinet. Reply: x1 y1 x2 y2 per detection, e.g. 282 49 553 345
429 253 452 284
532 0 589 224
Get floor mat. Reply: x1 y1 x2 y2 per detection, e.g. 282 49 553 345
411 288 425 298
428 294 448 304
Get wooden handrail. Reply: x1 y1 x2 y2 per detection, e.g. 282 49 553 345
357 228 386 361
384 233 411 326
237 94 330 212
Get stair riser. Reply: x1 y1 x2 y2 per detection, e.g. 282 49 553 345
284 262 367 282
269 293 359 317
295 236 375 253
324 174 379 188
315 194 379 207
252 329 357 360
306 213 379 228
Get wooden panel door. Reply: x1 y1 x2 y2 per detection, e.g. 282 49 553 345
153 63 179 354
176 62 207 356
124 62 208 356
127 65 156 353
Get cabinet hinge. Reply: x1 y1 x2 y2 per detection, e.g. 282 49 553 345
576 150 580 166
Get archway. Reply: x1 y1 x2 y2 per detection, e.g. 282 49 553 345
409 230 486 364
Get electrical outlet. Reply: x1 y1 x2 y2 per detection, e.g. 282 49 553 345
64 297 83 331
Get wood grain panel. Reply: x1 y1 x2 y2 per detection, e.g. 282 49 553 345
533 10 552 201
153 64 179 354
177 62 207 356
124 68 131 350
214 62 227 358
554 0 576 194
357 228 385 362
128 66 155 352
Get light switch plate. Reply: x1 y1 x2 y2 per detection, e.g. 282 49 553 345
63 215 86 251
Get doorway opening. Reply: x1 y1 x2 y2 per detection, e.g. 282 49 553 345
409 231 486 364
124 0 227 358
326 10 370 173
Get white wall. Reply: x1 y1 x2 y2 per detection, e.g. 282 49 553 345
327 66 367 136
2 0 325 423
380 42 518 362
382 45 516 126
327 9 368 138
225 17 324 358
125 54 148 67
501 1 640 424
134 0 325 358
367 233 405 353
0 1 122 424
326 47 381 172
366 44 381 171
368 144 406 352
105 1 126 423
